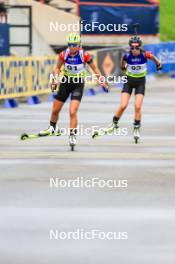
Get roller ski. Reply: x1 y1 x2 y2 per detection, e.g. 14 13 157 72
20 126 62 141
69 133 76 151
92 122 119 139
133 125 140 144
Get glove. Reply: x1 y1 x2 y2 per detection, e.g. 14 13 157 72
98 76 109 92
156 63 162 71
121 66 126 71
50 73 59 92
50 83 58 92
101 82 109 93
50 76 59 92
101 86 109 93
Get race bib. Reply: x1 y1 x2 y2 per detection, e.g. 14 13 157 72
64 63 84 74
127 63 147 74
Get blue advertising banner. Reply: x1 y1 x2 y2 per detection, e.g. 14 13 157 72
144 42 175 74
0 24 10 56
80 6 159 35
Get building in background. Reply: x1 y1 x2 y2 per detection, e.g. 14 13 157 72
1 0 160 56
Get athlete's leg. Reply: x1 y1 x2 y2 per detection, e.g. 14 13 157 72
69 99 81 132
113 76 133 123
103 92 131 135
114 92 131 121
134 94 144 124
92 90 131 138
50 77 71 129
69 78 84 133
39 77 70 136
134 76 145 126
50 99 64 128
39 99 64 136
133 94 144 140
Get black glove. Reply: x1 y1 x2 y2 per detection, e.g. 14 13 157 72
102 83 110 93
156 63 162 71
121 66 126 71
103 86 109 93
50 82 58 92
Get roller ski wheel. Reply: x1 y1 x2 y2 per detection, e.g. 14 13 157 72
133 126 140 144
92 123 119 139
92 131 99 139
70 144 75 151
69 134 76 151
134 136 139 144
20 127 63 141
20 133 29 141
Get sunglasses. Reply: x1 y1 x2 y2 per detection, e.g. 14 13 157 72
131 46 140 50
68 43 78 47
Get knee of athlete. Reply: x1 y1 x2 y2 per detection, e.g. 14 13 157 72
70 109 77 118
135 104 142 112
121 103 128 111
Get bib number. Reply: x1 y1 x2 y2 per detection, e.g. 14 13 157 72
127 63 147 75
131 65 142 71
66 65 78 71
65 62 84 75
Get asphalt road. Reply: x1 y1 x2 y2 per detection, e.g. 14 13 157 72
0 77 175 264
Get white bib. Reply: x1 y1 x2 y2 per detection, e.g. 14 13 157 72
127 63 147 74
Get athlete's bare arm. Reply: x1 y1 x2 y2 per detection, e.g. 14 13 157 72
120 58 127 71
89 61 102 78
149 54 162 69
50 58 64 91
54 58 64 76
89 61 108 89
